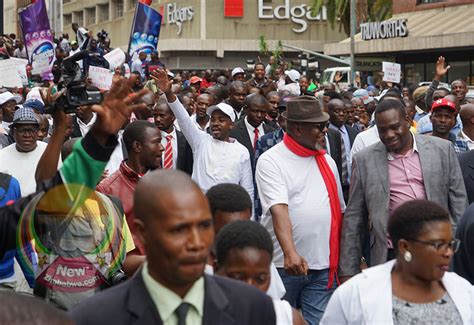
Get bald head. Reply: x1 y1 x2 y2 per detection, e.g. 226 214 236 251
134 170 208 222
460 103 474 126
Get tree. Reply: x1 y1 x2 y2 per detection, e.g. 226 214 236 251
311 0 393 36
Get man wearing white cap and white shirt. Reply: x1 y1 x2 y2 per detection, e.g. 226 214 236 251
0 91 22 133
152 69 254 200
232 67 246 82
0 107 61 196
277 69 301 96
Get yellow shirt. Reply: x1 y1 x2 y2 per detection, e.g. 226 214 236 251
82 198 135 253
141 262 204 325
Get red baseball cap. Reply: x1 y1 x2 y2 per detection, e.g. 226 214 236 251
431 98 456 112
189 76 202 84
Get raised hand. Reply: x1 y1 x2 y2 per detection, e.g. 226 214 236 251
151 69 175 102
91 76 149 145
435 56 450 80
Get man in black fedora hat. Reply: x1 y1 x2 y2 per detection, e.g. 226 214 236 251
256 95 346 324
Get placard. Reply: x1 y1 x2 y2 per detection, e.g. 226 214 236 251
104 48 126 70
382 62 401 83
0 59 25 88
89 66 113 90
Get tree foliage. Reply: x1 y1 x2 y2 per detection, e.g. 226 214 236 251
311 0 393 36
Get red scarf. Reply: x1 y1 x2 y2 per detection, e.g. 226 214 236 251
283 133 342 288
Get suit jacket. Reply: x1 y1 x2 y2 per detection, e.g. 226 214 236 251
459 150 474 204
230 119 276 170
69 272 276 325
346 123 359 147
339 134 468 277
176 130 193 175
326 128 343 182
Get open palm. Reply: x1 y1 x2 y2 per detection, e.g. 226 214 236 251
91 77 149 136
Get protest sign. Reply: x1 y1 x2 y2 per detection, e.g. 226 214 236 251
104 48 126 70
89 66 113 90
382 62 401 83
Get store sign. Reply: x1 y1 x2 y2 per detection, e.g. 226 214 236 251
257 0 327 34
360 19 408 41
166 3 194 36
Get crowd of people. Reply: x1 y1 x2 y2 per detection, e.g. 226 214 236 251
1 23 474 325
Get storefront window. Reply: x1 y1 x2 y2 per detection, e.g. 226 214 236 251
448 61 470 85
404 63 424 87
470 60 474 86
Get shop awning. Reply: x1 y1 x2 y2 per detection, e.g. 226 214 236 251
324 4 474 56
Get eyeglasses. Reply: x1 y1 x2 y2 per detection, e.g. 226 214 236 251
15 127 38 135
408 238 461 253
316 121 329 132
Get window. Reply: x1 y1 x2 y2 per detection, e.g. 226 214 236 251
129 0 138 10
448 61 470 85
73 10 84 26
112 0 124 19
85 7 96 26
98 4 110 23
417 0 444 4
63 13 72 26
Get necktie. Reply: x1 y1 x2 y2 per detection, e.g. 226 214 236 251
175 302 191 325
253 128 260 151
163 135 173 169
339 128 348 186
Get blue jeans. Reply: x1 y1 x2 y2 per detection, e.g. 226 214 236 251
277 268 336 325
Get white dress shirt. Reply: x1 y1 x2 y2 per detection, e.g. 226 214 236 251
244 117 265 149
77 113 97 137
167 98 254 200
160 128 178 170
190 114 210 132
460 130 474 150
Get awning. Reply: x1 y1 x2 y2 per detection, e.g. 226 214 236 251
324 4 474 56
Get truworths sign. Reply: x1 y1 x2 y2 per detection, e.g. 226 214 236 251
360 19 408 41
258 0 327 34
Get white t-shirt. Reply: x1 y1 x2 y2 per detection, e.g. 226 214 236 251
0 141 61 196
273 299 293 325
256 142 346 270
167 98 253 200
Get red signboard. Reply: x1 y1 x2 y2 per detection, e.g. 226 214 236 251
224 0 243 17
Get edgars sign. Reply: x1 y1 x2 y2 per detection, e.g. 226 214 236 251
360 19 408 41
257 0 327 34
165 3 194 36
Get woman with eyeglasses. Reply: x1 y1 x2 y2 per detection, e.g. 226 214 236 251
321 200 474 324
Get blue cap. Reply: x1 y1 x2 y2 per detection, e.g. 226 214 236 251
23 99 45 113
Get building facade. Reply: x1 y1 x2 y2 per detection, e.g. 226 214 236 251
53 0 348 70
324 0 474 87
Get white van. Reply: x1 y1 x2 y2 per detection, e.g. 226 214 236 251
321 67 354 90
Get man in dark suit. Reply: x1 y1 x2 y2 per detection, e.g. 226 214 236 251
230 94 276 173
153 98 193 174
326 128 343 185
327 98 359 201
70 170 276 325
459 149 474 204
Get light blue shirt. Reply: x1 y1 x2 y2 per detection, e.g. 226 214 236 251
416 113 462 135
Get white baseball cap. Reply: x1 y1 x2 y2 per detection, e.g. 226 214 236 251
284 69 301 82
231 67 245 77
0 91 22 106
207 102 236 122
